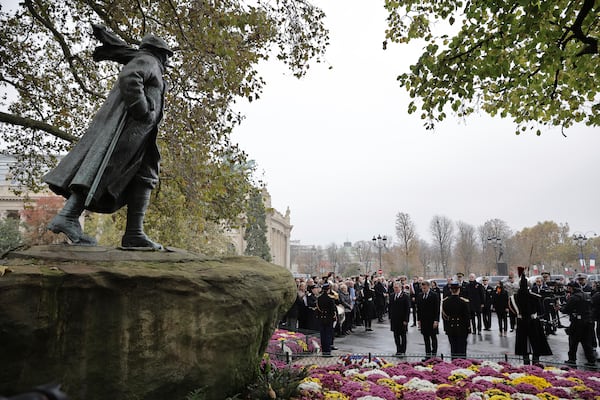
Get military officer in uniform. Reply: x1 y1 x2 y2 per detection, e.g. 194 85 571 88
442 280 471 360
561 280 597 368
317 282 337 357
509 267 552 365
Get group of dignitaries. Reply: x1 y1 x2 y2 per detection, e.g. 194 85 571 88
286 269 600 367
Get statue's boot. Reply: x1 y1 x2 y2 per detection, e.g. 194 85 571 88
47 192 97 246
121 183 163 250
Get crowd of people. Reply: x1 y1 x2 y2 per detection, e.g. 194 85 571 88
283 269 600 368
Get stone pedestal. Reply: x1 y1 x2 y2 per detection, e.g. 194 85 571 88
0 245 295 400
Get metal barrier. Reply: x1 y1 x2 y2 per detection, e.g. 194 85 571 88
266 350 597 370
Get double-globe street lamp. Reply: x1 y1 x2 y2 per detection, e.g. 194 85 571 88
572 231 597 274
372 234 387 271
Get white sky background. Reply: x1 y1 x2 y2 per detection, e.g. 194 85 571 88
231 0 600 246
1 0 598 247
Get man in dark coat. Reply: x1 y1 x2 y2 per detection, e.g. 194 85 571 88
317 282 337 356
389 281 410 356
410 276 422 326
481 276 494 331
509 267 552 365
561 280 597 367
374 277 388 323
466 273 485 334
44 25 173 249
442 281 471 359
417 280 440 360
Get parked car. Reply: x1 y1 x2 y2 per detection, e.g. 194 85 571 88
528 274 566 286
585 274 600 283
428 278 448 289
476 275 508 285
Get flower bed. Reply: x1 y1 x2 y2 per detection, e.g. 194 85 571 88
295 357 600 400
267 328 321 356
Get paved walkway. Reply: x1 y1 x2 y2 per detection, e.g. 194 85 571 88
324 314 592 367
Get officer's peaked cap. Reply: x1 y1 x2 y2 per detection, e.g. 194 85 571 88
140 35 174 56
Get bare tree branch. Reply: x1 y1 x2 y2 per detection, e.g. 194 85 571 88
0 111 77 143
24 0 103 99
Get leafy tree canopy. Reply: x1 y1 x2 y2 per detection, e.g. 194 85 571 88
384 0 598 134
0 0 328 251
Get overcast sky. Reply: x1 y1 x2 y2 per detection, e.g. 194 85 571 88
2 0 598 247
231 0 600 247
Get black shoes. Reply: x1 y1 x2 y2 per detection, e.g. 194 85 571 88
331 346 338 350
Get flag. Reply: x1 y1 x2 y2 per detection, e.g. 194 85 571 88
590 254 596 273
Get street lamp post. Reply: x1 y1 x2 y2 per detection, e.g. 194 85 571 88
572 231 597 274
372 234 387 271
487 236 503 275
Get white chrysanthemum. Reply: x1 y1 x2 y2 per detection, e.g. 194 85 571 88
507 372 527 380
510 393 538 400
391 374 406 381
356 396 386 400
361 362 382 369
466 393 484 400
450 368 476 377
480 360 504 372
298 381 321 392
588 376 600 382
472 376 503 383
403 377 437 392
362 369 390 378
544 366 569 376
343 368 360 377
414 365 433 372
553 387 572 395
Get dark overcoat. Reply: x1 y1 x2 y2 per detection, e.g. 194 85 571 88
389 291 410 333
44 50 165 213
417 290 440 335
509 275 552 356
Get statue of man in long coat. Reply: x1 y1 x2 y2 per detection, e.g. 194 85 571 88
43 25 173 250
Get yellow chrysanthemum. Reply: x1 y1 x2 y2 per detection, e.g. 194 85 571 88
489 395 511 400
324 391 350 400
485 388 511 399
449 373 467 381
468 365 480 372
536 393 559 400
377 378 404 394
572 385 589 392
567 377 584 384
511 375 551 390
297 340 308 351
302 377 321 384
352 374 366 381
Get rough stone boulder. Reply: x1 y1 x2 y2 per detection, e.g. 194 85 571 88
0 245 296 400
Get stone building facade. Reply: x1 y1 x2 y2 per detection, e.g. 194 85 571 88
0 154 57 220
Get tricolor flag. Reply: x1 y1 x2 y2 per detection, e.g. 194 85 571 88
590 254 596 273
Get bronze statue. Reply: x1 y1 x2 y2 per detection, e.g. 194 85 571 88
44 25 173 250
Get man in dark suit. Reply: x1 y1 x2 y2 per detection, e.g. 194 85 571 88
466 273 485 334
417 280 440 360
389 281 411 356
481 276 494 331
410 276 422 326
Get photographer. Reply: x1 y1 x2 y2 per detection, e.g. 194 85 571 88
561 281 597 368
